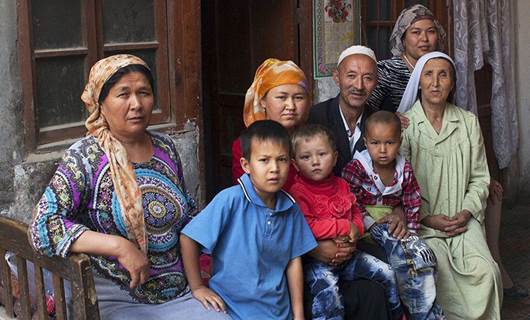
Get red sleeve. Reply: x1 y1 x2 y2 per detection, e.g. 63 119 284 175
338 178 364 236
289 183 351 240
231 138 245 185
402 161 421 232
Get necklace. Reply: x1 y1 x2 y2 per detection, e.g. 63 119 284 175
402 54 415 70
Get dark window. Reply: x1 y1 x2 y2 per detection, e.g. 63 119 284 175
19 0 200 150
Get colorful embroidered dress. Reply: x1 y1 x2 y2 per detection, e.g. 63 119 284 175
30 132 196 304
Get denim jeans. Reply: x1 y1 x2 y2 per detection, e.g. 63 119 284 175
370 223 446 320
304 250 402 320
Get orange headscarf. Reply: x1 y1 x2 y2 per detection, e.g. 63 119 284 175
243 58 309 127
81 54 150 255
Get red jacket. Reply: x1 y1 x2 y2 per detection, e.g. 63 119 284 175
288 174 364 240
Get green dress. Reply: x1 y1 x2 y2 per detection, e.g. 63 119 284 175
401 101 502 320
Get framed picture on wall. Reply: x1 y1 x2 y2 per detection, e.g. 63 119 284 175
313 0 361 78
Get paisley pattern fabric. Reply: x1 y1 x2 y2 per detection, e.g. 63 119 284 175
30 132 196 304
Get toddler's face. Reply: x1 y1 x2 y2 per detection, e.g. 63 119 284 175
241 139 290 199
364 123 401 167
293 134 337 182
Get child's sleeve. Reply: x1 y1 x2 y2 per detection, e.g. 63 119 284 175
402 161 421 233
290 184 351 240
181 190 232 254
342 160 376 231
289 207 318 260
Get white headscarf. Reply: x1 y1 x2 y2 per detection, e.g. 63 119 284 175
397 51 455 113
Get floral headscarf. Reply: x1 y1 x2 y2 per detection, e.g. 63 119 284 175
389 4 447 57
81 54 150 254
243 58 309 127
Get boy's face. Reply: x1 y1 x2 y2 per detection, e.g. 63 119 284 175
293 134 337 182
364 122 401 167
240 138 290 200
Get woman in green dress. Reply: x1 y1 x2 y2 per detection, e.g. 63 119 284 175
400 51 502 320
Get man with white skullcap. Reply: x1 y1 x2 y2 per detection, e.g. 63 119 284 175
305 46 392 320
309 45 378 176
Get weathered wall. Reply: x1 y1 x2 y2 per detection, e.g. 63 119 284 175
0 4 201 223
0 1 22 211
513 0 530 200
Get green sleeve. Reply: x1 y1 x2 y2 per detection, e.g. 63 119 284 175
462 115 490 223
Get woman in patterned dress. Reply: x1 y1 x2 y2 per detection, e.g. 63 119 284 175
29 55 229 320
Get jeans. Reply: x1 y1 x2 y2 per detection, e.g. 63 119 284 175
370 223 445 320
304 250 402 320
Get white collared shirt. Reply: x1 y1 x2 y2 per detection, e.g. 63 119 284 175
339 106 363 156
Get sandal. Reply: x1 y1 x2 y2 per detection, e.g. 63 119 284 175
503 282 529 298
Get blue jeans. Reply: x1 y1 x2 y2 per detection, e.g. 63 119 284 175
304 251 402 320
370 223 445 320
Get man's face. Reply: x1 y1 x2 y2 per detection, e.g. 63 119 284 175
333 54 377 112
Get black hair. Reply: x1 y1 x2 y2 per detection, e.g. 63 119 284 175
364 110 401 137
291 124 337 152
240 120 291 160
98 64 155 104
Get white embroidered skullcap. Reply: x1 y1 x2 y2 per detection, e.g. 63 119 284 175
337 45 377 66
397 51 455 113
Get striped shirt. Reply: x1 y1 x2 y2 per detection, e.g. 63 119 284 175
367 56 411 112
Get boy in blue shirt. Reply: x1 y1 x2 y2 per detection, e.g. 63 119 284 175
181 120 317 320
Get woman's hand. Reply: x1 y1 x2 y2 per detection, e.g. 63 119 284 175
377 206 409 239
444 210 472 236
192 285 227 313
115 237 151 289
69 231 150 289
396 112 410 129
488 180 503 206
422 211 471 237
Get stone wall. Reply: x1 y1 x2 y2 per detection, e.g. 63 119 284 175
0 1 22 211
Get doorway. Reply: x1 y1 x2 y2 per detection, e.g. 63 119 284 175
202 0 313 199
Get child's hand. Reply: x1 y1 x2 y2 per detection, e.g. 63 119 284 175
377 211 409 239
192 285 227 313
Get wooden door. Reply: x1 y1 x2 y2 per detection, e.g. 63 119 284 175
202 0 313 199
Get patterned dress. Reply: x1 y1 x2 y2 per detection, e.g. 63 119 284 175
30 132 197 304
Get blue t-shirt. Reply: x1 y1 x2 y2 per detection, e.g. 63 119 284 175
182 173 317 320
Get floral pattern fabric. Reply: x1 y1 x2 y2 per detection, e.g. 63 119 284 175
288 174 364 240
30 132 196 304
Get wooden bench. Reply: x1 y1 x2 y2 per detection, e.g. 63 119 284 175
0 216 100 319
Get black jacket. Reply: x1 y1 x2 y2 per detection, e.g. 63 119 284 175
308 95 373 177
